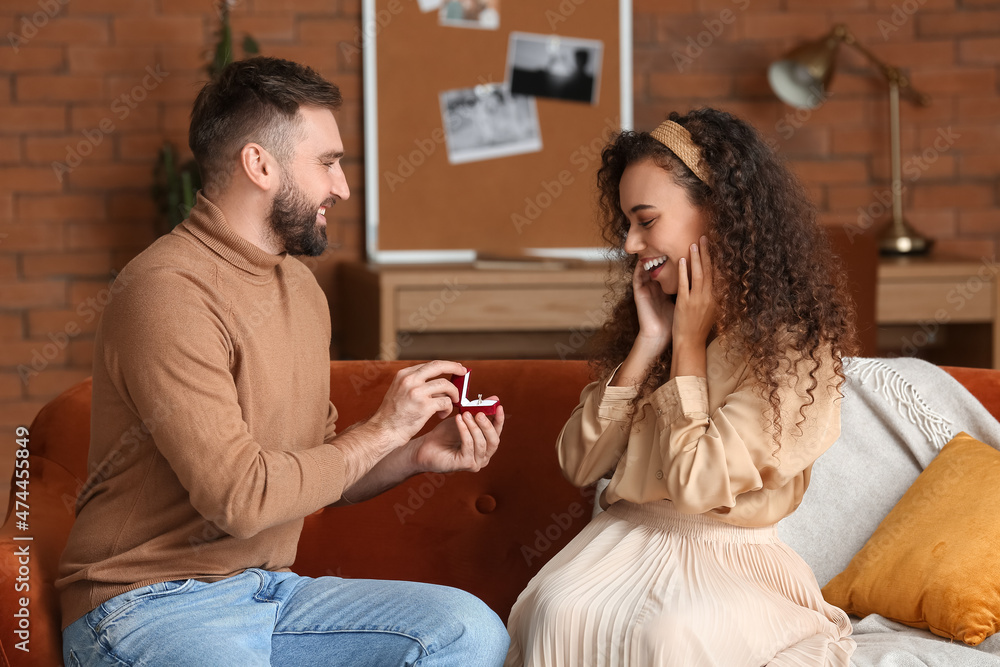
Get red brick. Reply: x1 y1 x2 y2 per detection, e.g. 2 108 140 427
111 246 149 271
24 367 91 398
0 167 63 192
962 0 1000 5
113 17 205 45
0 106 66 133
831 12 915 42
913 184 995 208
160 0 228 12
960 37 1000 64
787 98 876 127
0 192 11 221
656 14 745 44
66 221 155 250
921 124 1000 153
24 135 114 163
107 71 205 106
0 223 63 252
649 72 732 99
958 96 1000 121
633 0 695 12
634 13 655 45
765 126 831 157
917 11 1000 37
0 137 20 164
790 159 868 184
107 193 157 221
0 279 66 308
69 338 94 366
0 46 64 72
867 41 956 68
28 309 99 337
0 314 23 340
0 255 15 279
16 194 106 222
66 163 155 190
961 154 1000 178
872 153 956 181
960 209 1000 235
733 71 776 99
18 75 107 102
230 15 296 41
71 104 157 132
907 209 958 239
14 17 109 44
931 238 996 260
787 0 868 8
0 373 23 401
338 0 360 17
68 46 158 73
873 0 954 6
260 45 338 74
65 0 154 12
831 126 918 155
828 185 890 211
22 251 112 279
118 132 167 161
909 67 997 95
0 402 49 427
698 0 780 8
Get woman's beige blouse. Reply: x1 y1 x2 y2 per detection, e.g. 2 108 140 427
558 337 842 527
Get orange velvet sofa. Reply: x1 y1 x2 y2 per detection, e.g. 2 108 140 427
2 359 999 666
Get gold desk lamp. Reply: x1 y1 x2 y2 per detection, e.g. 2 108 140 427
768 24 933 255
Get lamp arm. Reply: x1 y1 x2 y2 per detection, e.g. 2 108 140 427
833 24 930 107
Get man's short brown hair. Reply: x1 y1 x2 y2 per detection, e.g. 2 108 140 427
189 57 342 193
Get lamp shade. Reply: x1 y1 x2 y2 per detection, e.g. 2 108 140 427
767 29 842 109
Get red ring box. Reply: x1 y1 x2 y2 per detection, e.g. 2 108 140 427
450 371 499 416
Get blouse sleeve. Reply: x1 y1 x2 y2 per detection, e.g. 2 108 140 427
637 348 841 519
556 367 640 488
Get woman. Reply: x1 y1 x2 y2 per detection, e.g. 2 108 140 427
505 108 858 666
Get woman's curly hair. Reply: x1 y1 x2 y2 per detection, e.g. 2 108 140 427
591 107 858 445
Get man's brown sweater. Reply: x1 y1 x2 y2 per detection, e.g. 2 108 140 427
56 193 348 629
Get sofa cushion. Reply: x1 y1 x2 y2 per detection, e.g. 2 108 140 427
822 432 1000 646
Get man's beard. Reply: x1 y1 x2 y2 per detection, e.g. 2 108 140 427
266 177 331 257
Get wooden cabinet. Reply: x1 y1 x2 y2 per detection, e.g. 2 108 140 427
876 256 1000 369
337 262 612 360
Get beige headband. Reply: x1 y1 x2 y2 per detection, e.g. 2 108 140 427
650 119 710 186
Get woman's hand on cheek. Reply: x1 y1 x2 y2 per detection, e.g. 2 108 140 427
672 235 717 346
632 259 674 351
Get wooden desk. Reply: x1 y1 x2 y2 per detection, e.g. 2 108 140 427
337 262 612 360
877 255 1000 369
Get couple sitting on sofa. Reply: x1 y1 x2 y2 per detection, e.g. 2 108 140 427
58 57 858 667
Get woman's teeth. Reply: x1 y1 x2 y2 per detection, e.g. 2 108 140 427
643 256 667 271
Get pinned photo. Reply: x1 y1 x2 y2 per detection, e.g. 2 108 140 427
416 0 443 11
439 0 500 30
439 83 541 165
507 33 603 105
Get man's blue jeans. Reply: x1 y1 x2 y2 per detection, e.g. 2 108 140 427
62 568 509 666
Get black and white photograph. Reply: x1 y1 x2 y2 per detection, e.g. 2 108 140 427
439 0 500 30
416 0 442 12
439 83 542 164
507 32 603 105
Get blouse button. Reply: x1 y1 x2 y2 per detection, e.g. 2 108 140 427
655 470 663 480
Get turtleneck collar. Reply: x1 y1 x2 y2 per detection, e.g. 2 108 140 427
182 191 287 276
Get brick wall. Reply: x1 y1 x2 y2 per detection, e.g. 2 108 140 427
0 0 998 478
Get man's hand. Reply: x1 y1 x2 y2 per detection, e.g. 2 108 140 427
409 401 504 474
371 360 466 445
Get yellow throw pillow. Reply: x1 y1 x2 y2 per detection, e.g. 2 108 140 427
822 431 1000 646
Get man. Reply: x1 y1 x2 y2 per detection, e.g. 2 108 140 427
56 57 510 666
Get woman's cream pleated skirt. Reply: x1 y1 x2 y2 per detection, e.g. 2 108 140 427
505 500 855 667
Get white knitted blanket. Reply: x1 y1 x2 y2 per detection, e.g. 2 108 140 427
778 356 1000 667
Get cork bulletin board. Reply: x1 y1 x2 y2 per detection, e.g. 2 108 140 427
362 0 633 262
